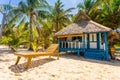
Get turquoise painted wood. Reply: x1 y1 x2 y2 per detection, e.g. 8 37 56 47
83 34 86 52
97 33 100 50
87 34 89 49
103 32 109 60
77 50 80 57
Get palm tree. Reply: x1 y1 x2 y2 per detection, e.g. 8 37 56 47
77 0 120 30
7 0 50 50
49 0 74 33
91 0 120 29
47 0 74 43
77 0 95 14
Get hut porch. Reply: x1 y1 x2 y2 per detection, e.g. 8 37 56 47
58 32 109 60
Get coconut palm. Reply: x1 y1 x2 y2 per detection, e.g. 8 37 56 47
78 0 120 30
7 0 50 50
49 0 74 33
91 0 120 29
77 0 95 14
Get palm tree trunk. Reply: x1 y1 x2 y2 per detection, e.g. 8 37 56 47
53 23 58 43
29 8 33 50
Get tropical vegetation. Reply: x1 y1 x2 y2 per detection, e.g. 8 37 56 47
0 0 120 51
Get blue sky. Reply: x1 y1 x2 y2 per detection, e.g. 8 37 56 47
0 0 83 24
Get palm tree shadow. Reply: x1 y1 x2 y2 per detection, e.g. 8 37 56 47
9 58 55 73
0 49 14 55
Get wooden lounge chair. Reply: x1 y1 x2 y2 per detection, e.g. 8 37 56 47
14 44 60 68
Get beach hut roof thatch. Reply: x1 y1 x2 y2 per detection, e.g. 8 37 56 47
55 10 112 36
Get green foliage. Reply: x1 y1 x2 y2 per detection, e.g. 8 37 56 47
78 0 120 29
39 21 53 48
89 0 120 29
2 0 120 52
0 22 29 51
31 42 38 52
0 36 12 45
77 0 95 14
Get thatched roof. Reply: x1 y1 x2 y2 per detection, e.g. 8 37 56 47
74 10 91 23
55 10 112 36
55 20 111 36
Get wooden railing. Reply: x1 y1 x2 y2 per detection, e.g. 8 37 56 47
59 41 105 50
60 41 85 49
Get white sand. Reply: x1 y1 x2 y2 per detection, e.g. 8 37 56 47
0 47 120 80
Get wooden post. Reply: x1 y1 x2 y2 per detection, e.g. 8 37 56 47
15 56 21 65
103 32 109 60
58 38 60 52
26 57 32 68
83 34 85 51
97 33 100 50
87 34 90 49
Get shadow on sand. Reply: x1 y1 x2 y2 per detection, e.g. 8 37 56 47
0 49 14 55
0 59 11 62
9 58 55 73
61 52 120 67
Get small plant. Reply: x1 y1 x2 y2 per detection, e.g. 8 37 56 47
32 42 38 52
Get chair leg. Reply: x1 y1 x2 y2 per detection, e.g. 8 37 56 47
26 57 32 69
57 54 60 60
15 56 21 65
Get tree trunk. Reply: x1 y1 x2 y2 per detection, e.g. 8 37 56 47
53 23 58 43
29 8 33 50
0 13 6 39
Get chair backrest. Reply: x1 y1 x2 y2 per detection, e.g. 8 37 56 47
46 44 58 53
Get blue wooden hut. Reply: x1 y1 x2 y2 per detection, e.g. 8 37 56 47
55 11 112 60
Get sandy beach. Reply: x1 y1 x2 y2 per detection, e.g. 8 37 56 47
0 46 120 80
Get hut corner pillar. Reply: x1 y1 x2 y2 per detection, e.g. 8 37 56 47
103 32 109 60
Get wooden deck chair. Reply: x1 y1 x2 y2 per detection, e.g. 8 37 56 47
14 44 60 68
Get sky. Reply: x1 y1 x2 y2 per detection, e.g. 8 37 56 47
0 0 83 24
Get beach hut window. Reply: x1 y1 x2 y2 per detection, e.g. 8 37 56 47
72 37 76 41
90 34 92 41
67 37 72 41
101 33 104 45
92 34 94 41
72 37 82 42
94 34 97 41
79 37 82 42
90 34 96 42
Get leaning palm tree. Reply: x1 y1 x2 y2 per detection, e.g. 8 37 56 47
7 0 50 50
